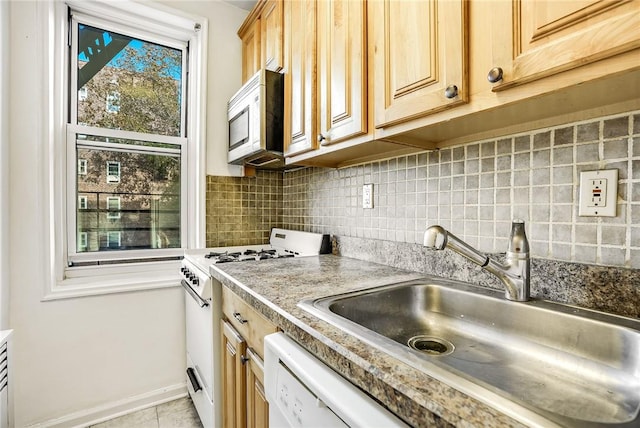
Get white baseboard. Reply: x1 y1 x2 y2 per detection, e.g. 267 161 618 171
25 383 188 428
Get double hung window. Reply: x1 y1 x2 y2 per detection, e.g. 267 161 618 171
41 0 205 297
68 8 190 264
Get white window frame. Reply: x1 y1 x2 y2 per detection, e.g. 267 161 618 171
41 0 208 300
78 195 88 209
106 161 120 183
78 158 87 174
106 196 121 219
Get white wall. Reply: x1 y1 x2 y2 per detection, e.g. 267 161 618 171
158 0 248 177
0 0 10 330
7 1 245 425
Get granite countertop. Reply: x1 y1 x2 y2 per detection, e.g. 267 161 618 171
209 254 533 428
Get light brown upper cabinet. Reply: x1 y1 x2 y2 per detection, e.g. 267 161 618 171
284 0 417 167
238 0 284 84
283 0 318 157
241 0 640 167
489 0 640 91
317 0 369 145
240 18 261 84
373 0 640 151
260 0 284 73
370 0 468 128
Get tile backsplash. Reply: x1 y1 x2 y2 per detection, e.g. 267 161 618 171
206 110 639 269
283 111 640 269
205 172 282 247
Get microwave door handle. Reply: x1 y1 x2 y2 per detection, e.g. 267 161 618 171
181 280 209 308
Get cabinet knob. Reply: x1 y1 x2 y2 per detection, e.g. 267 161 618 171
240 355 249 364
444 85 458 99
487 67 504 83
317 134 326 143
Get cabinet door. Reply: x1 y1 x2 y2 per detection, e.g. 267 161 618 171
261 0 284 72
371 0 468 128
283 0 318 156
246 349 269 428
491 0 640 90
317 0 368 145
222 321 247 428
241 18 262 83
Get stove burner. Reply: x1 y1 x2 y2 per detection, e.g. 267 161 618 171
204 251 224 259
255 249 276 260
206 251 241 261
205 248 296 263
215 255 238 264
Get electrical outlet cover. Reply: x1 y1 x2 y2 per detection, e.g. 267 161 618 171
578 169 618 217
363 183 373 209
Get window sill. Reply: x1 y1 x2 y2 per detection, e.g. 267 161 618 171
43 260 182 301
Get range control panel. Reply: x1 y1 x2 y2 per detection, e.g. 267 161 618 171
180 259 212 302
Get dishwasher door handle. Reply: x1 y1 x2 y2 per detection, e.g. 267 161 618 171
181 280 209 308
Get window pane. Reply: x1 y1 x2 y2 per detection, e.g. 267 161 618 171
76 142 181 252
77 24 183 137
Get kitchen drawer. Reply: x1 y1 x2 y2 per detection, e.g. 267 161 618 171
222 286 278 359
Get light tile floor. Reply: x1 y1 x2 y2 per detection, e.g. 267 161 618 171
89 397 203 428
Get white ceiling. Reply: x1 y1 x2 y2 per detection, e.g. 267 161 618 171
222 0 257 11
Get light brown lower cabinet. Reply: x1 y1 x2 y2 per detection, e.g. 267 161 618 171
222 320 247 428
221 286 278 428
222 321 270 428
246 348 269 428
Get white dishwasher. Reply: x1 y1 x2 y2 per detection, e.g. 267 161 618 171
264 333 409 428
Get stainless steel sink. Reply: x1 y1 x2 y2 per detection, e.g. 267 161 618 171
298 278 640 427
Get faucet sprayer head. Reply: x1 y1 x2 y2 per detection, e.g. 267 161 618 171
508 220 529 254
424 226 448 250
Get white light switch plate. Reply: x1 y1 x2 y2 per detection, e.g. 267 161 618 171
578 169 618 217
363 183 373 209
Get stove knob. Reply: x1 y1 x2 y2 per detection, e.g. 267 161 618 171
192 278 199 285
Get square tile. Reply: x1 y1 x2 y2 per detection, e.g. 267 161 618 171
554 126 574 146
604 116 629 139
577 121 600 144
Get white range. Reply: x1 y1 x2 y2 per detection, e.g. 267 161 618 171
179 228 331 427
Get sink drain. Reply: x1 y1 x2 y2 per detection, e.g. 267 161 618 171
407 336 454 356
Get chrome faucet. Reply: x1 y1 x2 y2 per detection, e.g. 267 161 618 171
423 220 530 301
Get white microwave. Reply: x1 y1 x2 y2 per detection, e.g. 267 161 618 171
227 69 284 168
